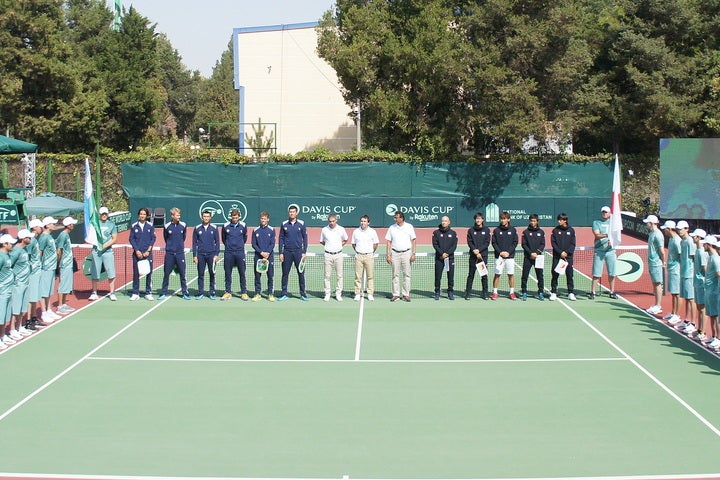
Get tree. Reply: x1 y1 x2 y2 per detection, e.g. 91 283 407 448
244 117 276 158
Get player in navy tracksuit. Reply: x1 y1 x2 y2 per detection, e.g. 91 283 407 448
491 211 519 299
520 213 546 300
192 210 220 299
550 212 576 300
251 211 276 300
432 216 458 300
465 212 492 300
221 209 248 300
278 205 308 301
129 207 156 298
159 207 190 299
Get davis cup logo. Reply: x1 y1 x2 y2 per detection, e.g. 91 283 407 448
617 251 644 283
385 204 398 216
199 200 248 226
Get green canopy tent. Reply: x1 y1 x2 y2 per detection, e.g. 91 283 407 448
0 135 37 154
25 192 83 217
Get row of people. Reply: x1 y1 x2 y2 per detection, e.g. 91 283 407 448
644 215 720 352
114 206 596 303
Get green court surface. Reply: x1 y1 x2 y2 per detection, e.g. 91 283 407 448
2 270 720 480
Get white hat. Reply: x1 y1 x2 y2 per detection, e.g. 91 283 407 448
701 236 719 247
63 217 78 226
17 229 33 240
28 219 43 229
0 234 17 244
660 220 676 230
42 216 58 226
690 228 706 238
643 214 659 224
675 220 689 230
99 206 109 214
601 206 611 213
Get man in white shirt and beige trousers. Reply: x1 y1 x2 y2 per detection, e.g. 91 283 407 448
385 211 417 302
352 214 379 301
320 213 348 301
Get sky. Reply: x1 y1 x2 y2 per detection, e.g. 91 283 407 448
121 0 335 77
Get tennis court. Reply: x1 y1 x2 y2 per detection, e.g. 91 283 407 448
2 248 720 480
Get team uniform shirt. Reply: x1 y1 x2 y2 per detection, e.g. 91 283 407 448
10 246 30 286
129 221 156 255
667 236 681 274
593 218 614 252
705 252 720 316
694 247 708 284
38 232 57 271
680 236 696 279
432 226 457 258
193 223 220 257
385 222 416 251
521 226 546 258
96 220 118 253
647 229 664 267
491 225 518 258
28 237 41 273
467 225 491 254
252 224 276 255
0 251 14 293
222 220 248 253
164 221 187 253
352 226 379 254
551 225 576 257
56 230 74 270
320 225 348 253
279 219 308 253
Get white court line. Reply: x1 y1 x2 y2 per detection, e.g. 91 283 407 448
0 273 200 424
86 356 627 364
556 297 720 438
354 272 367 361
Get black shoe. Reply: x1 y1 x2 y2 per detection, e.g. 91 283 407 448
24 320 37 331
448 292 455 301
434 292 440 301
588 292 595 300
464 293 470 300
609 292 618 299
481 291 488 300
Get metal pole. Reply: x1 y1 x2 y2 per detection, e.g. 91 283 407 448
356 99 361 151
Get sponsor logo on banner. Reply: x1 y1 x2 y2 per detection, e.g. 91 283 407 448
199 200 248 226
617 251 644 283
384 203 454 223
290 203 358 222
0 206 18 222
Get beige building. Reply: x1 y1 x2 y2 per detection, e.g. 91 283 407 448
233 22 357 154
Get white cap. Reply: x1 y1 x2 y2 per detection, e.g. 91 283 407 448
701 236 719 247
63 217 78 226
690 228 706 238
601 206 611 213
42 216 58 226
0 234 17 244
675 220 689 230
660 220 676 230
643 214 659 224
99 206 109 214
28 219 43 229
17 229 33 240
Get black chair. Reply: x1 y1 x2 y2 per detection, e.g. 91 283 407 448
152 207 166 228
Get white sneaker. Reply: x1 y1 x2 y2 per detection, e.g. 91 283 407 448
549 293 557 301
367 294 374 301
129 294 140 301
324 294 330 302
41 311 56 324
109 293 117 301
1 335 16 345
354 294 361 301
336 293 343 302
10 330 23 341
0 340 7 350
144 294 154 301
568 293 576 301
646 305 662 315
18 327 32 336
57 305 71 314
662 313 674 320
48 310 62 320
89 292 99 301
708 337 720 349
682 323 697 335
667 314 682 325
62 304 76 312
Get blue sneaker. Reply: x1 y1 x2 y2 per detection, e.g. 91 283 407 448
537 292 545 301
277 295 289 302
300 295 310 302
182 294 191 300
158 294 168 300
209 294 217 300
520 293 527 301
448 292 455 300
195 294 204 300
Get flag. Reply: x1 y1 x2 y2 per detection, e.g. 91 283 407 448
609 154 623 248
84 158 103 247
113 0 121 31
